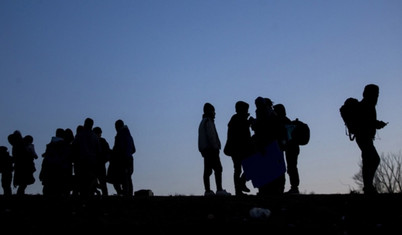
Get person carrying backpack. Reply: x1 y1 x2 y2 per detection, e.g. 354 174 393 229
274 104 309 194
354 84 387 194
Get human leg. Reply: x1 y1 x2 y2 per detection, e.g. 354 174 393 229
285 143 300 193
203 156 213 193
356 137 380 194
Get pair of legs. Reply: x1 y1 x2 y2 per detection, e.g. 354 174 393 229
202 149 223 193
96 164 108 196
113 157 134 196
231 155 249 195
356 136 380 194
1 171 12 195
285 142 300 193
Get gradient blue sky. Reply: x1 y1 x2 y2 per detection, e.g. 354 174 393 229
1 0 401 195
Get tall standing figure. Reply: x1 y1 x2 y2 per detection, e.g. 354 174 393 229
93 127 111 196
0 146 13 196
8 131 37 195
274 104 301 194
198 103 231 196
355 84 387 194
224 101 252 196
71 118 101 198
107 119 136 196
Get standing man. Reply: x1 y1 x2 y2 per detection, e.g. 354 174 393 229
0 146 13 196
274 104 300 194
108 119 135 196
224 101 252 196
71 118 101 198
93 127 111 196
198 102 231 196
355 84 387 194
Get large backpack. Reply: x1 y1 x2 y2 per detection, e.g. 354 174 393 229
339 97 360 141
290 118 310 146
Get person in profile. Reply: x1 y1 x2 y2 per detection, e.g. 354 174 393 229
355 84 387 194
224 101 252 196
198 102 231 196
93 126 111 196
274 103 301 194
8 131 37 195
71 118 101 198
0 146 13 196
107 119 136 196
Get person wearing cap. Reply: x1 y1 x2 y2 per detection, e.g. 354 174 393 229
198 103 231 196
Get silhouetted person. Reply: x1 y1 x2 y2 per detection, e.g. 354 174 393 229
224 101 253 196
250 97 285 195
274 103 300 194
8 131 37 195
63 128 75 194
71 118 101 198
251 97 282 150
93 126 111 196
40 128 72 197
71 124 84 196
107 119 135 196
355 84 387 194
198 103 231 196
0 146 13 196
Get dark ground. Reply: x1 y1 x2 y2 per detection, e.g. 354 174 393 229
0 193 401 234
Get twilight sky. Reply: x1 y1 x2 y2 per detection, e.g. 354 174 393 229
1 0 401 195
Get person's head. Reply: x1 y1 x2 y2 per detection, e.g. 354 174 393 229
203 103 216 119
8 131 22 146
64 128 74 143
273 104 286 117
363 84 379 105
55 128 65 139
264 98 273 108
235 101 249 115
115 119 125 132
255 97 265 109
23 135 34 144
0 146 8 154
76 125 84 135
93 126 102 137
84 118 94 130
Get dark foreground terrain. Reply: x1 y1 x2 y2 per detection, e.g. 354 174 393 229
0 193 401 234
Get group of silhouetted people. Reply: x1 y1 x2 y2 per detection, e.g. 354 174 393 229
0 131 38 196
198 84 387 196
198 97 304 196
0 84 389 197
0 118 136 198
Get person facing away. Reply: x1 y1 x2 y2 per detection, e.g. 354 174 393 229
93 126 111 196
0 146 13 196
224 101 253 196
71 118 101 198
8 131 37 195
274 103 301 194
107 119 136 196
40 128 72 197
355 84 387 195
198 102 231 196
